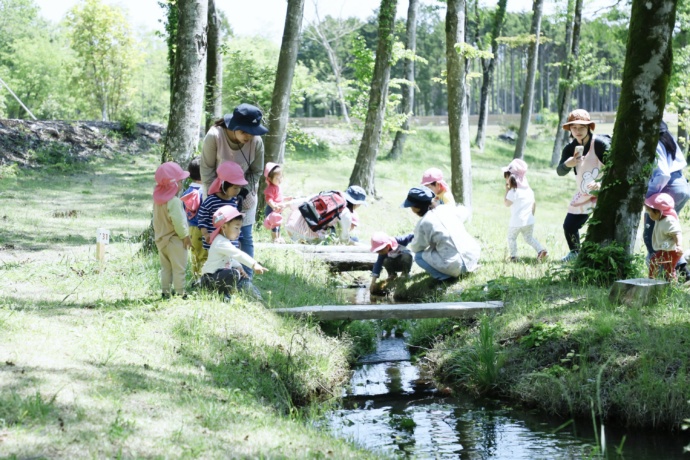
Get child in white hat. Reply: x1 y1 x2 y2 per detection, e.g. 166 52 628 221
201 206 268 299
153 162 191 299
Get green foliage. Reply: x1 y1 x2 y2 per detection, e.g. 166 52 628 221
571 240 641 285
520 322 567 348
27 143 81 171
65 0 141 121
285 122 330 159
0 391 57 426
117 106 138 137
444 316 505 394
221 37 278 111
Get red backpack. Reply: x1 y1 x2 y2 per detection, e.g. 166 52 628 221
298 191 347 231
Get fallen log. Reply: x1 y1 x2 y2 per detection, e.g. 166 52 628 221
273 301 504 321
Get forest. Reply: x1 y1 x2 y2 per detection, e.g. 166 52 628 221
1 0 683 127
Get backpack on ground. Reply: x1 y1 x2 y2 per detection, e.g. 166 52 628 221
298 191 347 231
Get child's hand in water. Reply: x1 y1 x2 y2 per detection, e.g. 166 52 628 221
253 263 268 275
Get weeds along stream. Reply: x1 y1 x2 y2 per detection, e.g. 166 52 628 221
325 288 689 459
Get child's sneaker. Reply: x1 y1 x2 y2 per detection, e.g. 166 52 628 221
537 250 548 261
561 250 578 262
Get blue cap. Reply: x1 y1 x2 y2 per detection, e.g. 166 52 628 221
224 104 269 136
402 186 435 208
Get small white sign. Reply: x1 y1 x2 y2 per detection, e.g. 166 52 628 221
97 228 110 244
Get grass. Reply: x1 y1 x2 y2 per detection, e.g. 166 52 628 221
1 121 689 458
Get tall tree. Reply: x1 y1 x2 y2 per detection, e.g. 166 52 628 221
582 0 677 261
475 0 507 151
264 0 306 166
550 0 582 166
387 0 419 160
163 0 208 164
446 0 472 206
204 0 222 132
349 0 398 195
513 0 544 159
303 12 363 123
65 0 139 121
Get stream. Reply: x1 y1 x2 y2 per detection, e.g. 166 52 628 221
326 289 689 459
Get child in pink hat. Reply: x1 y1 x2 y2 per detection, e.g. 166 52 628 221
503 159 547 262
197 161 247 261
369 231 414 294
153 162 191 299
421 167 455 206
180 156 205 277
201 206 268 299
263 162 292 243
644 193 684 280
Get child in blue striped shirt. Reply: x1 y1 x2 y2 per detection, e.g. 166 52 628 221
197 162 246 255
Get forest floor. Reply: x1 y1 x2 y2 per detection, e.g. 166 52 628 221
1 119 689 458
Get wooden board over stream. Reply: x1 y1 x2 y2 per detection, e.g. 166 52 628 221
256 242 376 271
273 301 504 320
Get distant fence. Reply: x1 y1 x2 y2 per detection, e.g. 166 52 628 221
292 112 618 128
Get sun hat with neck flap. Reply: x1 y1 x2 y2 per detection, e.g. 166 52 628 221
223 104 269 136
154 162 189 205
562 109 596 131
502 158 530 189
370 232 398 253
208 161 248 195
644 193 678 220
208 205 245 244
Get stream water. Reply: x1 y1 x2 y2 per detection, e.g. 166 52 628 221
326 289 689 459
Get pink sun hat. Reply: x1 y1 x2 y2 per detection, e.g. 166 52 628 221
153 162 189 205
370 232 398 253
421 167 450 193
263 211 283 230
644 193 678 220
501 158 530 189
208 205 245 244
208 161 248 195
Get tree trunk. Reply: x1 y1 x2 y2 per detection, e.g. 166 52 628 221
583 0 677 257
510 49 515 114
513 0 544 159
264 0 305 166
476 0 508 151
204 0 222 133
163 0 208 165
349 0 398 195
388 0 419 160
679 107 688 157
446 0 472 207
550 0 582 167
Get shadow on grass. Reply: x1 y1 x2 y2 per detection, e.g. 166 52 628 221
0 295 162 316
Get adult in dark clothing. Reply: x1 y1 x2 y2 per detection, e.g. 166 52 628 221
556 109 611 262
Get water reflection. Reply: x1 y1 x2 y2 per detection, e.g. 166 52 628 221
328 337 690 459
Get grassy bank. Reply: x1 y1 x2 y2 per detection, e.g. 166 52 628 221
1 122 689 459
0 150 378 458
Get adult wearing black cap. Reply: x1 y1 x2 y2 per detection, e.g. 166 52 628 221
201 104 268 275
403 187 481 281
643 121 690 277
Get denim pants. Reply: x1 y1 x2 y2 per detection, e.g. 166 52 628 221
413 251 464 281
643 171 690 265
239 224 255 277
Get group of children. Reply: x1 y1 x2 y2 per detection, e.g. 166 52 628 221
153 152 686 300
153 158 269 299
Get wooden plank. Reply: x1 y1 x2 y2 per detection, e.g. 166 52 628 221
273 301 503 320
609 278 669 307
256 242 371 253
303 252 377 271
